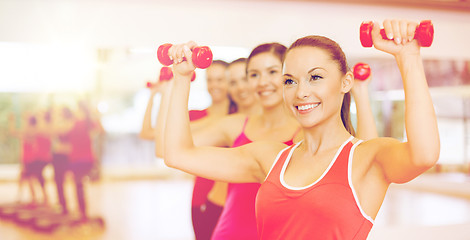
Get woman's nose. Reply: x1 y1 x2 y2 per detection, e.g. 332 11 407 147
296 81 309 99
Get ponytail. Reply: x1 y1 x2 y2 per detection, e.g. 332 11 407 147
341 92 355 136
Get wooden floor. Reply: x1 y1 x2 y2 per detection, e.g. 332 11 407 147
1 171 470 240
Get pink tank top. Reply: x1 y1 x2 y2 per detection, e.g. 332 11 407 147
211 118 298 240
256 136 374 240
189 109 214 206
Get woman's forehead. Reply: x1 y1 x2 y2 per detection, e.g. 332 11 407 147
283 47 332 73
248 52 282 70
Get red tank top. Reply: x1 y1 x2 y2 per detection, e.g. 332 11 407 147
22 140 35 164
256 136 373 240
68 120 95 162
34 134 52 162
188 109 208 121
212 118 298 240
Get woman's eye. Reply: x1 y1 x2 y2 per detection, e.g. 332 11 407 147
310 75 322 81
284 78 295 85
270 70 278 75
249 73 258 78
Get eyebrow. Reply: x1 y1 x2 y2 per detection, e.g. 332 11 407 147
283 73 294 78
283 67 326 78
248 65 281 72
308 67 326 74
267 65 281 69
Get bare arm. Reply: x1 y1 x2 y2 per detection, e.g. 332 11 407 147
8 114 20 137
154 81 172 157
139 88 159 140
191 113 246 148
351 73 378 140
153 79 235 158
372 20 440 183
163 42 273 182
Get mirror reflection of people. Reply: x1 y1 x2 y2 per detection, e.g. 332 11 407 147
50 106 75 214
67 100 104 220
8 112 49 206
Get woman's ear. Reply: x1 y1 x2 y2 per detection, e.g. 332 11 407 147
341 71 354 93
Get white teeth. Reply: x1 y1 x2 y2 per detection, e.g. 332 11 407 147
297 103 320 111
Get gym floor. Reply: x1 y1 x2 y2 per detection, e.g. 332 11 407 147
0 167 470 240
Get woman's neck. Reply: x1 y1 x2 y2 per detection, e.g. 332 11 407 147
300 115 352 156
238 102 262 116
258 102 292 128
207 98 230 116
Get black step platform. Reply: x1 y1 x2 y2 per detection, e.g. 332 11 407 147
0 203 105 233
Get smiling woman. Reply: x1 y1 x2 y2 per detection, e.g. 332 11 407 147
282 36 356 135
161 19 439 240
154 42 302 240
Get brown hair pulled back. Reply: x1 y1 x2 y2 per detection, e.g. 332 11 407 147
246 43 287 73
288 36 355 136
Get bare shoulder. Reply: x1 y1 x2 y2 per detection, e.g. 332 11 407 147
360 137 401 149
354 137 403 163
223 113 249 123
242 141 292 177
192 113 247 132
219 113 249 136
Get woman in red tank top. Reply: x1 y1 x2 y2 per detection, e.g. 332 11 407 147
158 43 374 239
158 44 377 239
8 112 48 205
66 100 104 220
30 110 53 205
162 19 440 240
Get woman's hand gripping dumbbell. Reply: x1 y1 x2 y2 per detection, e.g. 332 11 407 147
157 43 213 69
360 20 433 48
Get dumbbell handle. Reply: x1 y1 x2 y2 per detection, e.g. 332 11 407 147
360 20 434 48
157 43 213 69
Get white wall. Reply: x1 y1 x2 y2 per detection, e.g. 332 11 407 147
0 0 469 60
1 0 469 94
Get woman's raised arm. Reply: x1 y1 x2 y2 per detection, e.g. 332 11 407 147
372 20 440 183
162 42 281 182
139 87 160 140
351 68 378 140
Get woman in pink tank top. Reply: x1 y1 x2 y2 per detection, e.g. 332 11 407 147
144 61 237 240
156 43 307 240
163 19 440 240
